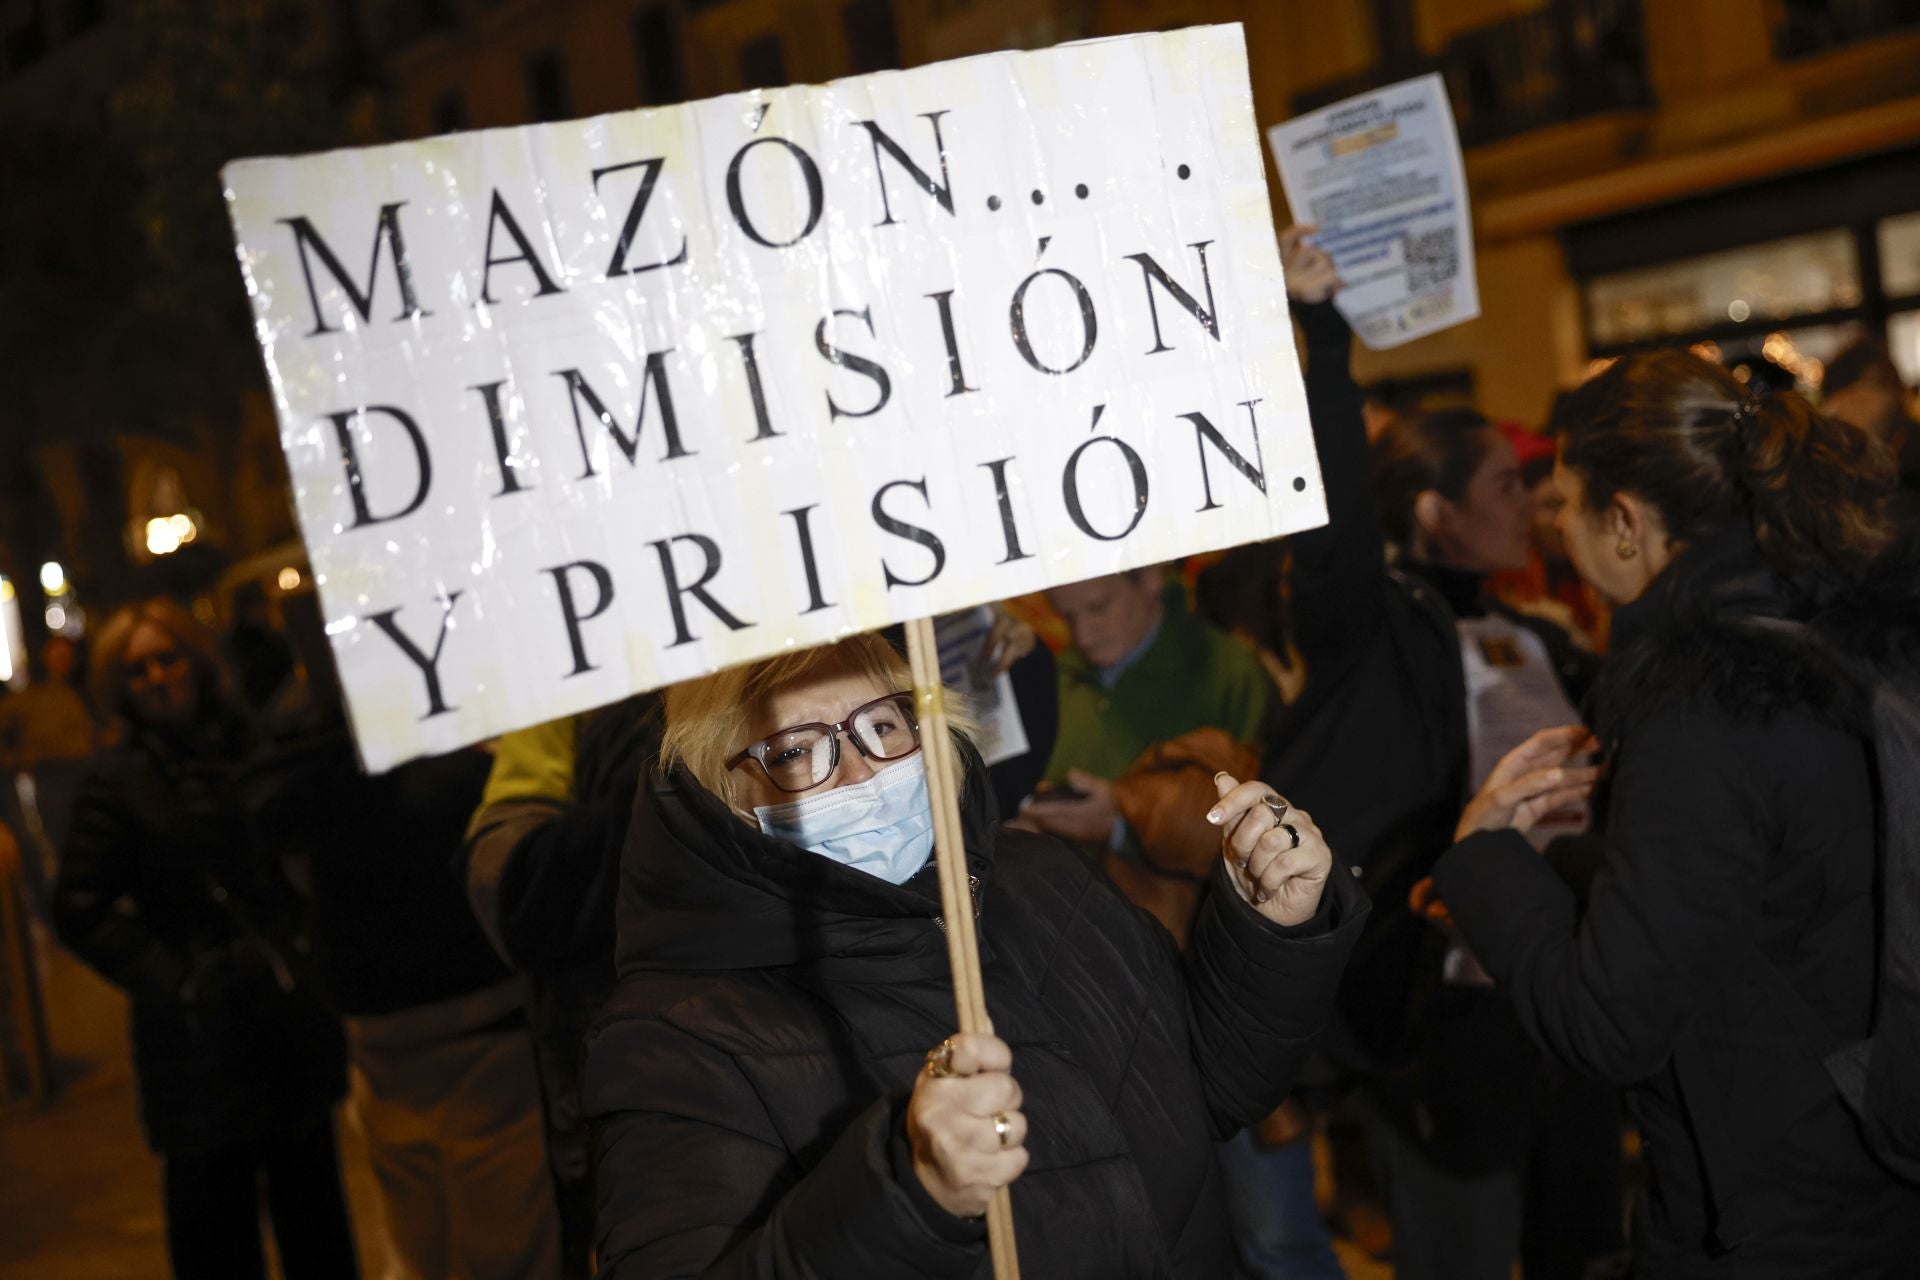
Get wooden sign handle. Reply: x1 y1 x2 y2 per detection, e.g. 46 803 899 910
903 616 1021 1280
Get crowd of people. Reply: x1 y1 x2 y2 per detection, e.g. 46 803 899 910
2 223 1917 1279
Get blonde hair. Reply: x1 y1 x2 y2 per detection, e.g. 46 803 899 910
662 632 969 814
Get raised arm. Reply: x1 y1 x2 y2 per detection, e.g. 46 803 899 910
1175 777 1370 1134
1281 226 1389 667
583 1015 986 1279
461 715 613 967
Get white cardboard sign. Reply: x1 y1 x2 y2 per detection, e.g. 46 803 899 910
225 24 1324 771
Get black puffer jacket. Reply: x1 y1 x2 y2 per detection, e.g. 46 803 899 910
1436 531 1920 1276
582 744 1367 1278
52 724 345 1153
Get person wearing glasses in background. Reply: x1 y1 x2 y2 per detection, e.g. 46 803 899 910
52 598 358 1280
582 631 1368 1278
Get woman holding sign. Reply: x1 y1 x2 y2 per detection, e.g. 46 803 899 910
582 632 1367 1277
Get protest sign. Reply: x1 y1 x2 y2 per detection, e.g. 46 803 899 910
225 23 1323 772
1267 73 1479 349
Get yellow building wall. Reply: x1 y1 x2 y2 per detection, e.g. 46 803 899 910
369 0 1920 434
1351 233 1584 425
1411 0 1542 52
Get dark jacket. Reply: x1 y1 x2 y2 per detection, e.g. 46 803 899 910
1435 531 1920 1275
460 692 663 1277
259 716 507 1017
1265 303 1597 1166
582 744 1367 1278
52 723 345 1153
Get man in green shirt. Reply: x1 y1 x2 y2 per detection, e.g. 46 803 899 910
1020 565 1275 851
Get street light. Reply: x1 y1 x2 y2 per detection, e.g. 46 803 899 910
39 561 66 594
145 513 200 557
0 576 14 685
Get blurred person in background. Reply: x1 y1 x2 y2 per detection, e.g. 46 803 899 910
1197 542 1309 707
1435 349 1920 1274
1488 418 1610 650
263 650 561 1280
1824 336 1920 528
1020 564 1273 857
1265 227 1622 1280
582 632 1365 1276
460 692 661 1279
0 634 94 770
935 606 1060 824
51 598 356 1280
225 580 296 711
0 633 97 912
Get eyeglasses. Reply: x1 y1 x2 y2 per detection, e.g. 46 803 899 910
727 692 921 794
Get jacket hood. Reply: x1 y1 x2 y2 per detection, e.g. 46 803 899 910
614 735 998 978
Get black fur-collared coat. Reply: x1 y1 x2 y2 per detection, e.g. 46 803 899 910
1436 529 1920 1277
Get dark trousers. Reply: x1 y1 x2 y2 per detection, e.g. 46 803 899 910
1360 1074 1625 1280
162 1118 358 1280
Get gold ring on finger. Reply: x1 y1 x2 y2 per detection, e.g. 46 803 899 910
993 1112 1012 1149
926 1038 957 1079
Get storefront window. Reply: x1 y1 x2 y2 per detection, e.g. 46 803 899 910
1585 230 1861 347
1709 323 1857 394
1880 211 1920 299
1889 310 1920 386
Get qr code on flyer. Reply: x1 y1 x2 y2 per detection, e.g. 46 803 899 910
1404 228 1459 292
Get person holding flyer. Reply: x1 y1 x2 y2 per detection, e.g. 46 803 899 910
1260 228 1624 1280
581 632 1366 1277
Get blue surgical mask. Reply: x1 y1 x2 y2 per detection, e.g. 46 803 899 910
753 754 935 885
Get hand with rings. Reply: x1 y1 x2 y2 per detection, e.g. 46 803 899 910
1207 774 1334 927
908 1032 1030 1219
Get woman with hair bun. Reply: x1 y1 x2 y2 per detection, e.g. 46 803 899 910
1433 350 1920 1275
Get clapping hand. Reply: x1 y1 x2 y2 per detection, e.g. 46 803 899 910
1454 725 1603 843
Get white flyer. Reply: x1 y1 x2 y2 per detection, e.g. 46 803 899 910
933 607 1031 768
1266 73 1479 350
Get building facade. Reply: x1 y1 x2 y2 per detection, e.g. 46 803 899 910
349 0 1920 424
4 0 1916 622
